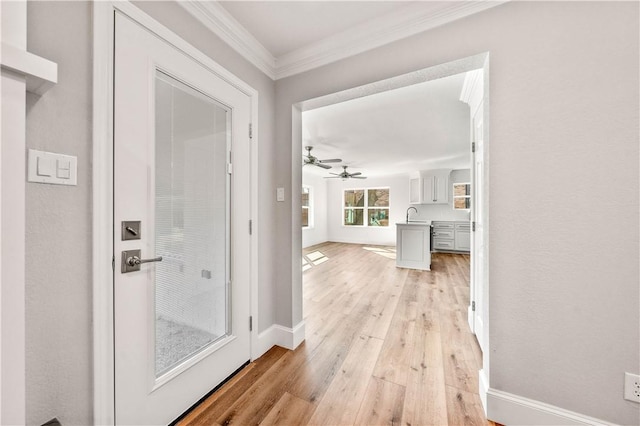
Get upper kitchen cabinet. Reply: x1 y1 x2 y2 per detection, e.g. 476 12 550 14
409 170 450 204
422 170 449 204
409 177 422 204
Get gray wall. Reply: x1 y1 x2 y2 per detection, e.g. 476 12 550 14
275 1 639 424
26 2 93 424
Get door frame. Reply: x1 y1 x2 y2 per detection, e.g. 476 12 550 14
292 52 490 411
92 2 259 424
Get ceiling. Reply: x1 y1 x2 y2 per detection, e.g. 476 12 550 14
218 1 444 58
186 1 504 79
302 72 471 178
195 1 486 178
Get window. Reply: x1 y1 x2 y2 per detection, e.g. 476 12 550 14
343 188 389 227
302 185 312 228
453 182 471 210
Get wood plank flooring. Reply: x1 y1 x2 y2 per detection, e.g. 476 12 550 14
179 242 491 425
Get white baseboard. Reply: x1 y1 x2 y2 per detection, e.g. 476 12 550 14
486 387 617 426
479 369 489 413
253 321 306 359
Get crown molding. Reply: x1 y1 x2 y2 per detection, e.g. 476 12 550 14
179 1 276 79
276 1 507 80
181 1 508 81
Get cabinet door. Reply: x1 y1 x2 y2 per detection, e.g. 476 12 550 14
423 174 449 204
455 229 471 251
409 178 421 204
422 176 436 204
433 239 455 250
434 175 448 203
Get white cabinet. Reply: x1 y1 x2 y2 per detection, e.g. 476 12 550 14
432 221 455 251
423 173 449 204
396 223 431 270
409 170 449 204
455 222 471 251
432 221 470 253
409 178 421 204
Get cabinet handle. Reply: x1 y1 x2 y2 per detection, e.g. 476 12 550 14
433 178 437 202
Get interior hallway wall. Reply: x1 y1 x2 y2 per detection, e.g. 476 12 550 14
26 2 93 424
275 2 639 424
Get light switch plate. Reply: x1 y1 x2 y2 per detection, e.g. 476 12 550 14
28 149 77 186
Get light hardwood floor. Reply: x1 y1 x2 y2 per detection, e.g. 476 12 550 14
179 242 490 425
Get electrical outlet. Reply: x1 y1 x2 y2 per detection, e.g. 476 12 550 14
624 372 640 403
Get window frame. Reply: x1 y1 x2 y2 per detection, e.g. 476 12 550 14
452 182 471 210
342 187 390 228
302 185 313 229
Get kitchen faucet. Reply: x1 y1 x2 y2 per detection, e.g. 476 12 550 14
406 207 418 223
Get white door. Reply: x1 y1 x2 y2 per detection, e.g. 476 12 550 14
114 13 251 425
471 103 486 353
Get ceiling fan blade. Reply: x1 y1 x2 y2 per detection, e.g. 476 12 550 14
324 176 341 179
349 172 362 176
315 163 332 169
352 176 367 179
318 159 342 163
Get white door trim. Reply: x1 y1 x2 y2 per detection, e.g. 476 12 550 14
292 52 491 416
92 2 259 424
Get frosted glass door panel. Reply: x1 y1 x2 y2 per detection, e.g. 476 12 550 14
154 71 230 377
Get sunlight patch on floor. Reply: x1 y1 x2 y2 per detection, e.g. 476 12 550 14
362 246 396 259
303 250 329 271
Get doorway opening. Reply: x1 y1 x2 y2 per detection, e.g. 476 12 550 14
292 52 490 411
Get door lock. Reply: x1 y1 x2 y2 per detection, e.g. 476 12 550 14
121 249 163 273
121 221 141 240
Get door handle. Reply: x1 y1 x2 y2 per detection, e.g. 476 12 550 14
121 249 162 273
126 255 162 267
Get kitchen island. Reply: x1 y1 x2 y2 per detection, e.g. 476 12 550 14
396 221 432 271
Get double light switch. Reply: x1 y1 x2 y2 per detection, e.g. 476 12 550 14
28 149 77 186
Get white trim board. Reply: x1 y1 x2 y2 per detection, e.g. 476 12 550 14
179 0 508 80
0 42 57 95
92 2 259 424
255 322 306 358
486 388 619 426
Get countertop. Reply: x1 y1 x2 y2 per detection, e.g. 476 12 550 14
396 221 432 226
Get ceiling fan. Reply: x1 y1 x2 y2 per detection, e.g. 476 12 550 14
325 165 367 180
303 146 342 169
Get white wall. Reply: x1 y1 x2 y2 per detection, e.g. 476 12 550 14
302 171 328 248
326 174 409 246
276 2 639 424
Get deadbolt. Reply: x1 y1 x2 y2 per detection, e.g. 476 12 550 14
121 221 141 240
